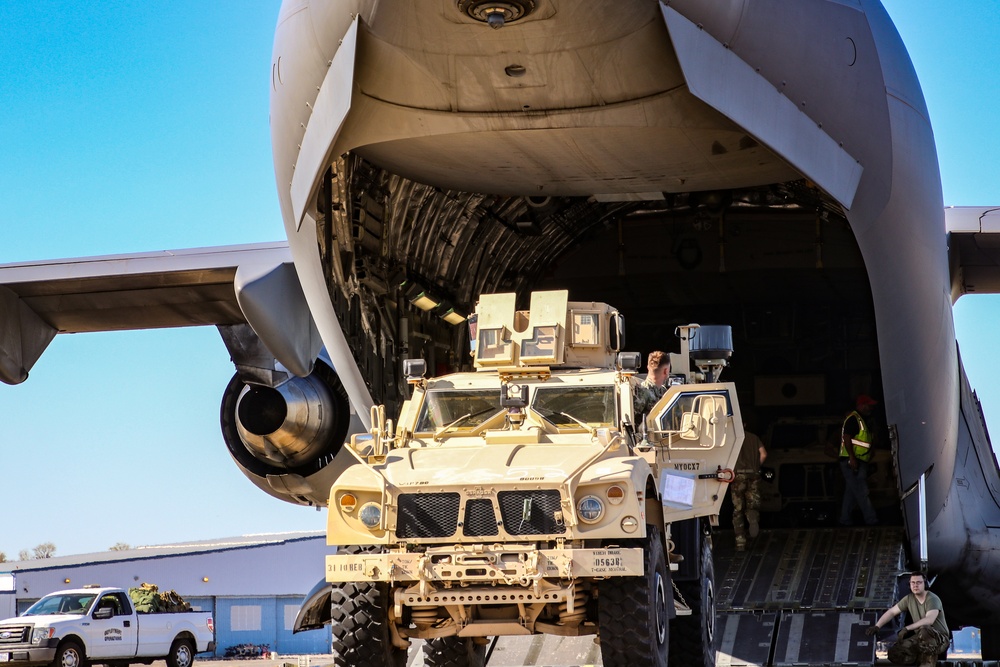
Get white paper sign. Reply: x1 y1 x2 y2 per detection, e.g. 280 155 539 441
660 470 696 508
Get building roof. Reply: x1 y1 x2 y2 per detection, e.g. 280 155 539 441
1 531 325 572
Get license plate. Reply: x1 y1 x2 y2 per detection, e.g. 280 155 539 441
0 652 10 662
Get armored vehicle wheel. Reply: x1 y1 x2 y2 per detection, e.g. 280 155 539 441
330 546 406 667
422 636 487 667
166 638 195 667
53 641 85 667
669 525 716 667
598 524 670 667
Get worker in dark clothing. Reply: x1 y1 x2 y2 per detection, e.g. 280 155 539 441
839 394 879 526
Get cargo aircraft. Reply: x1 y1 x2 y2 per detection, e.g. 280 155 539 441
5 0 1000 661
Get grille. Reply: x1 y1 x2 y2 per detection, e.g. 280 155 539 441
397 493 460 538
498 490 566 535
0 625 29 645
463 499 499 537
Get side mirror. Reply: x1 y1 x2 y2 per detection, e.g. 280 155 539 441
610 313 626 352
93 607 113 620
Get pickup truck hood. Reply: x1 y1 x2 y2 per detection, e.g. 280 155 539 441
381 441 610 487
0 613 80 627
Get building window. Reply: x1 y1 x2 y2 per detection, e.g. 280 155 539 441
231 605 262 631
284 604 298 631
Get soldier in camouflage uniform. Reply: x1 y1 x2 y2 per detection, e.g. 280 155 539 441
866 572 950 667
632 350 670 417
732 426 767 551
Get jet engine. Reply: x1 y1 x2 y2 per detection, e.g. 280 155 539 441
220 360 358 506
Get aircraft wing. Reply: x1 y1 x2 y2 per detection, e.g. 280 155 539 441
0 242 292 385
947 206 1000 301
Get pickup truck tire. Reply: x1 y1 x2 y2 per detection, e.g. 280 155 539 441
597 524 670 667
166 638 195 667
53 641 85 667
669 527 716 667
422 637 486 667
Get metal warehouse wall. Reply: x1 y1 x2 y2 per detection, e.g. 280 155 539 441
215 596 329 656
5 536 331 600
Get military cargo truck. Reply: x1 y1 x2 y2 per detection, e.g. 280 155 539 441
320 291 744 667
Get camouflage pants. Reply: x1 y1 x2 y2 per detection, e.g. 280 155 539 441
887 627 950 666
732 473 761 545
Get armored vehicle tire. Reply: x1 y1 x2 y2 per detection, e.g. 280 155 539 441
330 579 405 667
598 524 670 667
422 637 487 667
166 638 195 667
53 641 85 667
669 526 716 667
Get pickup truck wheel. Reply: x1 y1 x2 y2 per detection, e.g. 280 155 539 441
669 526 716 667
330 545 406 667
422 637 486 667
166 638 195 667
53 641 85 667
598 524 670 667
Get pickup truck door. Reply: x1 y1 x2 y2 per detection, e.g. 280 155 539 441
84 593 138 659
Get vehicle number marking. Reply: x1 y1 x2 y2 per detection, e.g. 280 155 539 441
329 562 365 573
591 550 629 573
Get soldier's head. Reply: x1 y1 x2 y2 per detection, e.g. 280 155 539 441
909 571 929 593
856 394 878 416
647 350 670 386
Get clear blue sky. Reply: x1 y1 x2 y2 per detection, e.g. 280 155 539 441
1 1 998 558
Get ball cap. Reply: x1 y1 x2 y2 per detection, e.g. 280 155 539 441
856 394 878 408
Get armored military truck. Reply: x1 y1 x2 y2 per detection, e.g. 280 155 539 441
322 291 744 667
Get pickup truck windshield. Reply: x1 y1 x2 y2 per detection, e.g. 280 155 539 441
532 385 616 427
23 594 97 616
415 390 503 432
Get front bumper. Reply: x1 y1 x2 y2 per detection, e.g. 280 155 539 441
0 644 58 667
326 543 644 585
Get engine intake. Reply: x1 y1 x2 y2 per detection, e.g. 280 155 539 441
221 360 356 505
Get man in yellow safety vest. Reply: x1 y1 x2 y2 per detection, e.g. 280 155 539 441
839 394 879 526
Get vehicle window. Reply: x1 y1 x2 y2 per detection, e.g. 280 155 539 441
116 593 133 615
95 594 124 616
654 392 732 433
656 394 698 433
23 594 96 616
415 390 503 432
532 385 616 427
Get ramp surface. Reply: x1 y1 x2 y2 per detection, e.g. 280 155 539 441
714 527 906 667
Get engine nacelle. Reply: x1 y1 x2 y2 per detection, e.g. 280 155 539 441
220 360 362 506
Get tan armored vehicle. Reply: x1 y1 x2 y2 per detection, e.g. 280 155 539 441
323 291 744 667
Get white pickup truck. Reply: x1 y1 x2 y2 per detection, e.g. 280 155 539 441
0 587 215 667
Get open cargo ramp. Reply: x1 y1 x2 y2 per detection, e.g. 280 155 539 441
715 527 905 667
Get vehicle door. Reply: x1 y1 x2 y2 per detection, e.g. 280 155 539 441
85 593 138 658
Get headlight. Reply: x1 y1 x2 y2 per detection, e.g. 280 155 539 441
577 495 605 524
358 502 382 528
31 627 54 644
